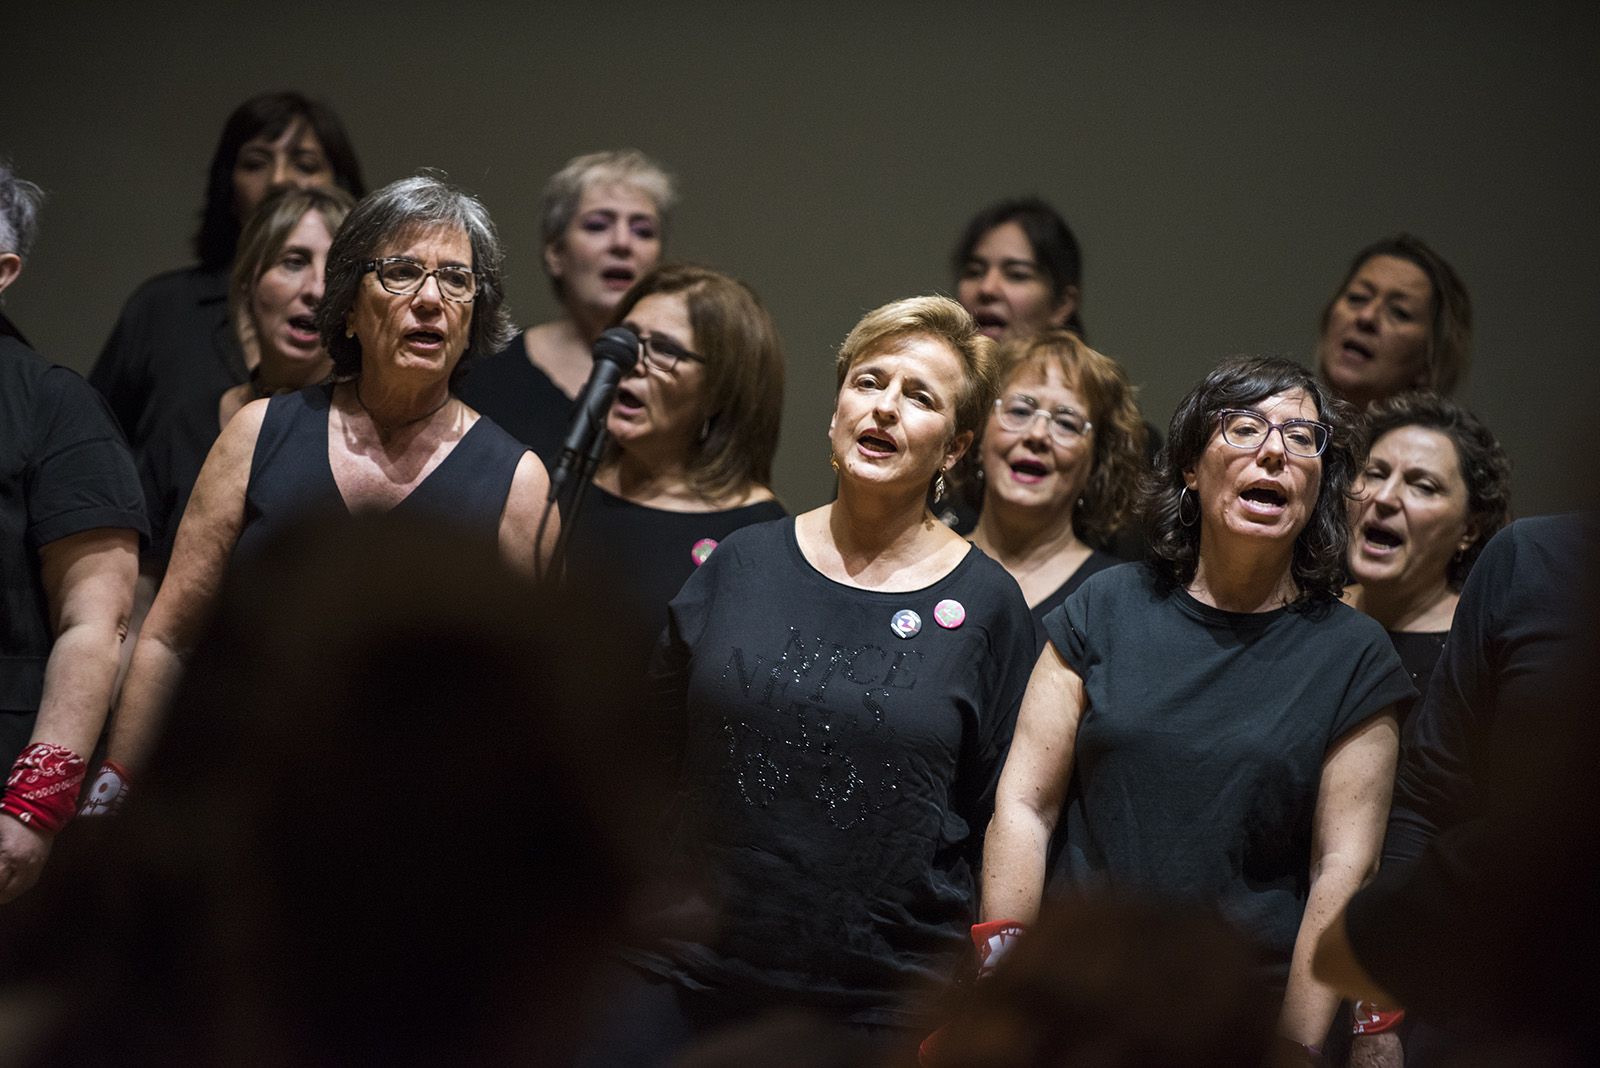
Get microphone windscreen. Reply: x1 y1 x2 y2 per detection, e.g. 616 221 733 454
593 326 640 369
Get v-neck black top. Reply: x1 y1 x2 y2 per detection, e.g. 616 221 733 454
235 385 528 562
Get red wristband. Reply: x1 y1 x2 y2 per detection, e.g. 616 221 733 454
1351 1000 1405 1035
1 743 87 835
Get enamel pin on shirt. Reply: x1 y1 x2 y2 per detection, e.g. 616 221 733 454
690 538 718 566
933 599 966 629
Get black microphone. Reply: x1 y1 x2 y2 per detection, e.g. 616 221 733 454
548 326 639 503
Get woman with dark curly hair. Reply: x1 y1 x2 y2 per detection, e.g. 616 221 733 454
966 330 1146 646
981 356 1415 1058
1345 393 1511 700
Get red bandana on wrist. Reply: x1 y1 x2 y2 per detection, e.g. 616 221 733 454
2 743 87 834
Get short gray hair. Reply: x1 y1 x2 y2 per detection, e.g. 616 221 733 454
0 160 45 259
539 149 676 251
317 174 514 380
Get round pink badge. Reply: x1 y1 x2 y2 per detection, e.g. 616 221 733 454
933 598 966 629
690 538 718 566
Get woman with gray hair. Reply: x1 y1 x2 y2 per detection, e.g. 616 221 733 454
86 175 553 798
458 149 673 464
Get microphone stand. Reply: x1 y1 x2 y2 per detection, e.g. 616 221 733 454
540 422 610 584
532 326 639 585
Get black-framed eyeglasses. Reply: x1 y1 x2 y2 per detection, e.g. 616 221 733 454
634 330 704 374
363 257 478 303
1215 409 1331 458
994 395 1093 446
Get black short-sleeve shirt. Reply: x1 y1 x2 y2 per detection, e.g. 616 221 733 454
635 517 1036 1026
88 265 245 459
1041 563 1414 988
2 334 147 765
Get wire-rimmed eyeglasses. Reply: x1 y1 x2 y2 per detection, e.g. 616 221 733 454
993 395 1093 446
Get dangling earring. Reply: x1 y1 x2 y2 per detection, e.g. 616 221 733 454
1179 486 1200 527
934 469 948 504
829 451 841 474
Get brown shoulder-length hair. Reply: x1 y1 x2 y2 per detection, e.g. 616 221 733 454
610 263 784 500
1320 233 1473 396
1145 356 1358 607
1360 390 1512 590
974 329 1148 546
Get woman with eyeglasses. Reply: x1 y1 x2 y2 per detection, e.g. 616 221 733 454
90 90 365 460
458 149 673 467
587 296 1032 1063
979 357 1413 1060
558 263 786 685
86 176 553 797
966 330 1147 647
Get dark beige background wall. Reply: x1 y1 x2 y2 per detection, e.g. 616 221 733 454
8 1 1598 515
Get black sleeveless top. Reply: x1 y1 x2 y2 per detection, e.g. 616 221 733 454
237 385 529 561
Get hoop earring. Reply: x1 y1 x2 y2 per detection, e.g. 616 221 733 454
1178 486 1200 527
934 470 948 504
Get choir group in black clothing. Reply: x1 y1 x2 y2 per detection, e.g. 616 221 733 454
0 89 1593 1067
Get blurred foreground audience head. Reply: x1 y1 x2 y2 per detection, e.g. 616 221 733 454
0 511 654 1065
926 893 1276 1068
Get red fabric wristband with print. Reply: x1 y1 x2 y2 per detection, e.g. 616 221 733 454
1 743 87 835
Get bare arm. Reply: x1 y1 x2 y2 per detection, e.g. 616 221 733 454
980 644 1085 923
103 401 265 773
498 451 557 578
1279 709 1400 1046
0 527 139 903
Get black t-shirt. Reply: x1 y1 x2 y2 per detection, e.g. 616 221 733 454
562 487 788 686
1041 564 1414 988
1347 515 1600 1046
88 265 245 460
1 335 147 767
1378 515 1599 868
634 517 1035 1026
455 333 574 470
